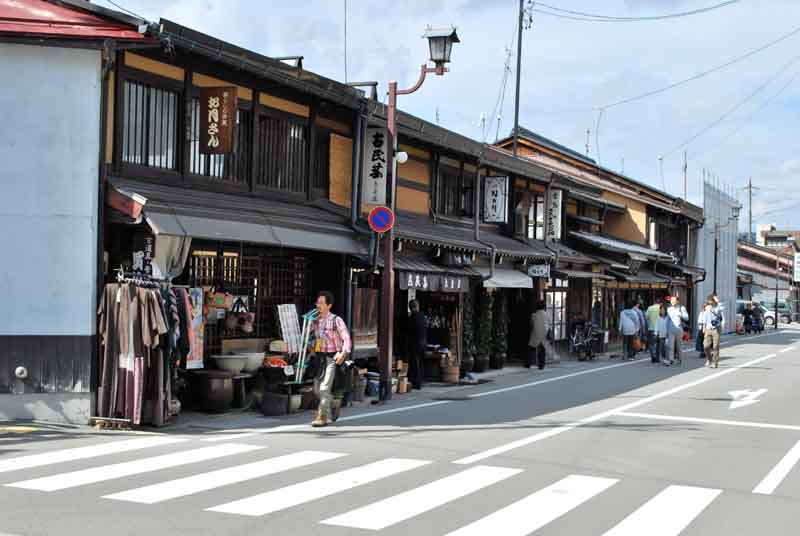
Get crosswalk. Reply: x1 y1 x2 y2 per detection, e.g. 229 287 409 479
0 437 730 534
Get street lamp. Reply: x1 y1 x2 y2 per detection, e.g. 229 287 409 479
774 237 795 330
713 203 741 295
378 26 459 403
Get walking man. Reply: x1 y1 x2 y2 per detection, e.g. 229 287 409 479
619 301 642 360
703 294 725 368
406 300 427 390
528 301 550 370
309 291 352 428
645 299 662 363
666 296 689 365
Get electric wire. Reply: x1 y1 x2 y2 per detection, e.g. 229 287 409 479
662 54 800 159
532 0 740 22
692 66 800 163
598 23 800 111
103 0 147 21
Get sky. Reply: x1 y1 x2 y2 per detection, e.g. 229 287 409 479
107 0 800 232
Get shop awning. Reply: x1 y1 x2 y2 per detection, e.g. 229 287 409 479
609 269 672 286
474 267 533 288
570 231 674 261
112 179 367 256
553 269 613 280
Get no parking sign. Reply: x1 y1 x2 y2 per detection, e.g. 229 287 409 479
368 206 395 234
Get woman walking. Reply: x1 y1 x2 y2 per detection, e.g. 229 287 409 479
657 304 669 365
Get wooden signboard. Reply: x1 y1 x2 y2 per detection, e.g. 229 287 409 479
199 87 237 154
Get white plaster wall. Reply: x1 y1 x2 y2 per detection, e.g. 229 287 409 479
0 44 101 336
694 182 739 332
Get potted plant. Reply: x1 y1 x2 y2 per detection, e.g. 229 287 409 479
474 289 493 373
460 289 476 374
491 291 508 369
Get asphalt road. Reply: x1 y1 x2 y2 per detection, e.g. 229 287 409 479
2 327 799 535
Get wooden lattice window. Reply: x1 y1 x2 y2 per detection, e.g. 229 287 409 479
256 113 308 193
122 80 178 170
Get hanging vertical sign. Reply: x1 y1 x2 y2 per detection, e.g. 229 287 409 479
794 251 800 283
199 87 237 154
547 189 563 241
362 126 388 205
483 176 508 223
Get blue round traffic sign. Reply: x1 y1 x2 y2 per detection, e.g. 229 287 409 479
368 206 395 234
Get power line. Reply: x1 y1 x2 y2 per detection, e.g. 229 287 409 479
533 0 740 22
598 22 800 111
692 66 800 162
103 0 147 21
662 54 800 158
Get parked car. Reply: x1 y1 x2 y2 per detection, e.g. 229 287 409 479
737 300 777 327
762 302 793 324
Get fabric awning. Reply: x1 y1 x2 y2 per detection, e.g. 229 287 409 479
553 269 613 280
474 267 533 288
114 179 367 256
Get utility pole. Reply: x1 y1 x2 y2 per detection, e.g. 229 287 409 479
511 0 524 157
585 129 590 157
741 177 759 243
683 150 688 201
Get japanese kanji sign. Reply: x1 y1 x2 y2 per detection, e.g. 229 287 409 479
547 189 563 241
199 87 237 154
483 176 508 223
397 271 469 293
362 126 388 205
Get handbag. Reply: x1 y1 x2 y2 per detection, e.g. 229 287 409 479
225 298 255 333
207 288 234 311
631 335 642 351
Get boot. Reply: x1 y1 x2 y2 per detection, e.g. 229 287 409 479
311 408 328 428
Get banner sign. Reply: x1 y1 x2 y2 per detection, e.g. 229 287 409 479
794 252 800 283
398 271 468 293
484 176 508 223
199 87 237 154
362 126 388 205
527 264 551 278
547 189 563 241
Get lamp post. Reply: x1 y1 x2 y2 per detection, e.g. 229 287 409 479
378 26 459 402
712 203 741 295
774 237 795 330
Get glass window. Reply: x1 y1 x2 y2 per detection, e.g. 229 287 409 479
122 80 178 170
256 114 308 193
437 165 461 216
189 99 252 184
546 287 567 341
527 194 545 240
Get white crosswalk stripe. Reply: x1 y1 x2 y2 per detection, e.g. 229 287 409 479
444 474 619 536
104 450 346 504
0 436 187 473
6 443 262 492
601 485 722 536
322 465 522 530
207 458 430 517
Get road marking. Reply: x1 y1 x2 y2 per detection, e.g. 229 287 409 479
444 474 618 536
104 450 345 504
322 465 522 530
753 440 800 495
779 347 794 353
207 458 430 517
337 401 451 422
6 443 261 492
601 485 721 535
454 351 781 465
0 436 188 474
201 433 258 442
616 411 800 432
470 359 649 398
728 388 768 409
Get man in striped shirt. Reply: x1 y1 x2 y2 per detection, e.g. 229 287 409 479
309 291 352 427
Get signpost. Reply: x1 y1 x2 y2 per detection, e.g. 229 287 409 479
362 127 389 206
546 189 563 242
199 87 237 154
368 206 395 234
483 176 508 223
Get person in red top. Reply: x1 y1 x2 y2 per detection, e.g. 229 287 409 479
309 291 352 427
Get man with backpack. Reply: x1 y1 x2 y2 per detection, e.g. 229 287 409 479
703 294 725 368
666 296 689 365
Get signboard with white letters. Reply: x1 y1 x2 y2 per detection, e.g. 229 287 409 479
398 271 468 293
527 264 551 278
483 176 508 223
546 189 563 241
794 252 800 283
362 127 388 205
